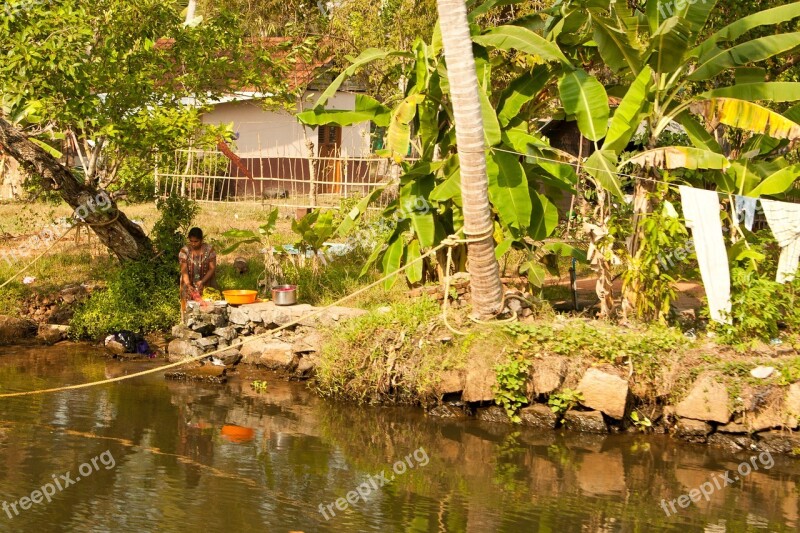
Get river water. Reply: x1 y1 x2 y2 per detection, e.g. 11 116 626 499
0 343 797 532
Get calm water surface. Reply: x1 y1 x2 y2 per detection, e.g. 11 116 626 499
0 343 797 532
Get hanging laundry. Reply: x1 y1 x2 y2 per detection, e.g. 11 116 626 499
760 199 800 283
734 195 757 232
679 186 732 324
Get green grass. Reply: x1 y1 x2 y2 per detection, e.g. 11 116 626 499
504 320 688 385
0 249 117 316
315 296 461 404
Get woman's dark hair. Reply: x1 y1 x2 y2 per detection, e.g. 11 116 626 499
188 227 203 240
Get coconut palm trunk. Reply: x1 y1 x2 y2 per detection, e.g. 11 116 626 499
436 0 504 318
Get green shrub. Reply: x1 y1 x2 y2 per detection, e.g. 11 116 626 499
713 230 800 345
151 195 199 262
69 261 179 339
493 352 532 423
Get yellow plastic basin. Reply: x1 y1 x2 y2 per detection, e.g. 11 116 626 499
222 290 258 305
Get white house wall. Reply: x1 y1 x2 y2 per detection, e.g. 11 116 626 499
200 91 371 158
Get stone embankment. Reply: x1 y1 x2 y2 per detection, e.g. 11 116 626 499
166 303 800 455
433 360 800 456
167 300 366 376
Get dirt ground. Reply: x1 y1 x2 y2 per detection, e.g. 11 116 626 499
550 277 706 314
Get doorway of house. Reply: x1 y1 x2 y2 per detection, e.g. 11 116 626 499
316 125 342 194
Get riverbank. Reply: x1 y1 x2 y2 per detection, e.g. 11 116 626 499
2 342 798 531
3 276 800 455
2 199 799 456
310 300 800 456
123 292 800 457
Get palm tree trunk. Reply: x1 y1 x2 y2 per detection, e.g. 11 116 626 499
0 117 153 261
436 0 504 318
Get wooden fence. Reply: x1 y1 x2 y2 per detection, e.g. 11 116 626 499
155 149 404 209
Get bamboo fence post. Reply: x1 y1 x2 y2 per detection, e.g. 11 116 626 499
342 147 349 198
306 139 317 208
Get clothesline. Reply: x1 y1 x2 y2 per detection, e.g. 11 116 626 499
679 187 800 326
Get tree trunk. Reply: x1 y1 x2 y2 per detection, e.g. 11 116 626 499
436 0 504 318
0 118 153 261
627 179 656 256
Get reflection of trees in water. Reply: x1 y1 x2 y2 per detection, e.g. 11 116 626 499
313 402 800 531
0 345 798 531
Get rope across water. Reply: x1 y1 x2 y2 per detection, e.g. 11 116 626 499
1 229 513 398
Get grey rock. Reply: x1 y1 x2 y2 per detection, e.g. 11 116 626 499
229 307 249 325
673 418 712 443
247 307 265 323
194 336 219 350
563 410 608 434
708 433 755 453
475 406 510 424
462 351 497 402
0 315 37 344
167 339 204 361
295 354 319 376
105 339 126 355
217 348 241 366
436 370 465 395
172 324 202 340
213 326 237 341
292 331 322 354
528 357 567 396
188 321 215 336
754 430 800 454
519 404 558 430
38 324 69 345
240 338 294 369
428 404 468 419
718 420 750 434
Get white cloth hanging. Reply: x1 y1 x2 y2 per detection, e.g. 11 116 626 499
735 195 757 232
679 186 732 324
760 199 800 283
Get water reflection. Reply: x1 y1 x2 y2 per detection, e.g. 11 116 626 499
0 344 797 532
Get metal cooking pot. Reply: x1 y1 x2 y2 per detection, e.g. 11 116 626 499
272 284 298 306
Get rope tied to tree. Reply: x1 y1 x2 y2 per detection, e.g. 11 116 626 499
440 231 518 336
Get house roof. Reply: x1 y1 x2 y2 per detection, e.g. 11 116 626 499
155 36 329 98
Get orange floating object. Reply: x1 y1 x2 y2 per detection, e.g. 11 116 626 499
221 424 255 443
222 290 258 305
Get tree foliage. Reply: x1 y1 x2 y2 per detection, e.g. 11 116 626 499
0 0 314 193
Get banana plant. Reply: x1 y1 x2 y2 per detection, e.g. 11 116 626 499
297 16 583 292
531 1 800 209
